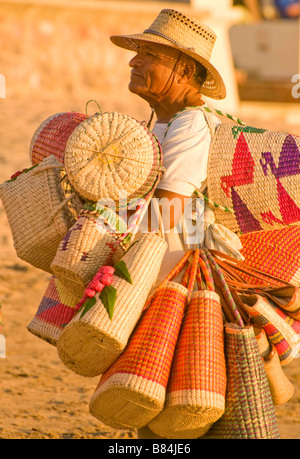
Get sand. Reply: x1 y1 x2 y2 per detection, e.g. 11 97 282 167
1 94 300 439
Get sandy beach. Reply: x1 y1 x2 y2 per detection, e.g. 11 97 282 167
1 90 300 440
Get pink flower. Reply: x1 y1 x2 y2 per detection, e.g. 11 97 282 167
102 266 115 276
89 280 105 292
85 288 96 298
101 274 113 286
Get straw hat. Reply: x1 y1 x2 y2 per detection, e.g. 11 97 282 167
110 9 226 100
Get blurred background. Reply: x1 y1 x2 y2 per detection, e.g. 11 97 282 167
0 0 300 440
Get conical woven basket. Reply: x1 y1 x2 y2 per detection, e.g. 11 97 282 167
50 205 127 298
0 155 75 273
207 123 300 234
148 289 226 439
263 345 294 406
240 293 300 366
204 324 280 439
57 232 167 377
64 111 164 205
27 276 81 346
89 280 189 430
29 111 87 165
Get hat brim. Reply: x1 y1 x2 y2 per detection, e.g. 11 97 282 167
110 33 226 100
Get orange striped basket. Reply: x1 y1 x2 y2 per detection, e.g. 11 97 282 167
29 112 87 165
57 232 167 377
89 250 198 430
240 226 300 287
148 251 226 439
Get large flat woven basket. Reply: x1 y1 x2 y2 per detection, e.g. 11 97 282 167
57 232 167 377
64 111 164 205
29 111 87 165
0 155 75 273
207 123 300 234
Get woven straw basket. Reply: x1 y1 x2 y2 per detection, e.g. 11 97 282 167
148 289 226 439
50 205 127 298
263 344 294 406
57 232 167 377
64 111 164 204
204 324 280 439
0 155 75 273
89 250 197 430
240 226 300 287
27 276 81 346
29 112 87 165
207 123 300 234
240 293 300 366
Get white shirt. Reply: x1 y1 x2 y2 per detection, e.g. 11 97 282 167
145 107 220 286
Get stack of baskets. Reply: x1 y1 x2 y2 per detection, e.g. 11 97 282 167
0 106 164 346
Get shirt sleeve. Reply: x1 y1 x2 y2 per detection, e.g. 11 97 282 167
156 110 213 197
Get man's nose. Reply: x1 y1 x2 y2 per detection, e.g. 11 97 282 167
129 54 142 67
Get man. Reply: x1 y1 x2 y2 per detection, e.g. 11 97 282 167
110 8 227 438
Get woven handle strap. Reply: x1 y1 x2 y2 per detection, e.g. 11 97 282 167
203 248 244 327
198 250 215 292
208 248 291 287
46 192 76 226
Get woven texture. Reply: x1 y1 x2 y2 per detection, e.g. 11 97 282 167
30 112 87 165
50 207 127 298
263 345 294 406
204 324 280 439
0 155 75 273
207 124 300 234
89 281 188 430
57 233 167 377
64 112 163 204
240 226 300 287
27 276 81 346
241 294 300 366
148 290 226 439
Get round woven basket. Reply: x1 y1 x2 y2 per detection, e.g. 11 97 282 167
64 112 164 205
30 112 87 165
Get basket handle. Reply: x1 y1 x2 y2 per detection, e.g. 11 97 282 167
46 192 76 226
203 248 244 327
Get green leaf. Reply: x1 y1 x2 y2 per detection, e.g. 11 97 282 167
80 296 97 319
114 260 132 284
100 285 117 320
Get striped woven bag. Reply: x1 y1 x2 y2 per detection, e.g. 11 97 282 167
57 231 167 377
148 250 226 439
29 111 87 165
89 250 198 430
240 226 300 288
201 249 281 439
240 293 300 366
27 276 81 346
50 204 127 298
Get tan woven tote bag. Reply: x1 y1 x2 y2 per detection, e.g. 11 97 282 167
57 231 167 377
0 155 75 273
89 250 197 430
50 204 127 298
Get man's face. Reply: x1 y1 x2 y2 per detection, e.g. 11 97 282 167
128 42 181 104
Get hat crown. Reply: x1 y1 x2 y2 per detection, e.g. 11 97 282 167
144 9 216 61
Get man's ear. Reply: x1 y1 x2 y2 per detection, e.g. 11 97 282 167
177 59 196 83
